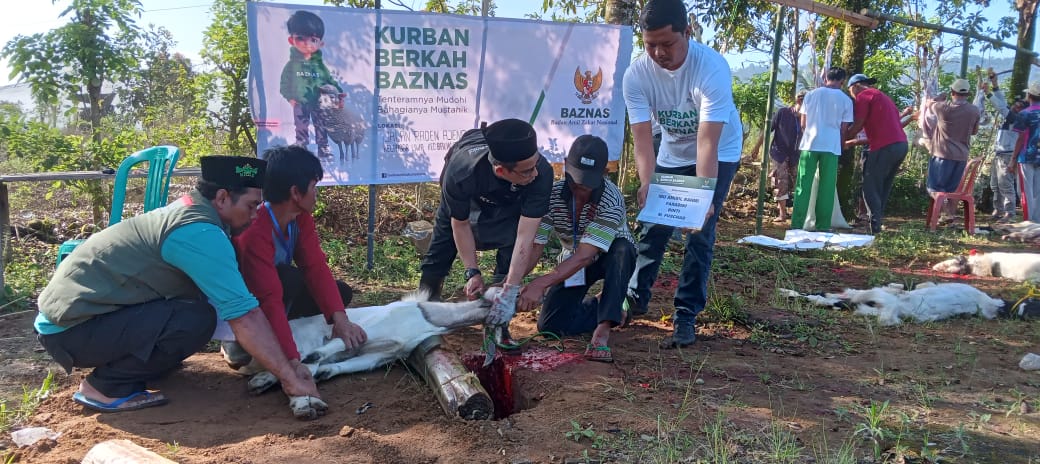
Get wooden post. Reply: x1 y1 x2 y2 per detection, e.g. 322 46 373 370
0 183 8 299
405 336 493 420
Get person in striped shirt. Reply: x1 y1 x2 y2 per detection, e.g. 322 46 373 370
517 135 636 362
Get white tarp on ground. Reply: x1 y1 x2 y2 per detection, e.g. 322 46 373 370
737 229 874 251
247 2 633 186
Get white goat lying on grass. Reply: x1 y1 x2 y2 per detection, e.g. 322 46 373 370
932 251 1040 283
242 287 501 420
782 282 1011 326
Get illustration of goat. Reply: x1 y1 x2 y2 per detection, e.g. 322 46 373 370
317 84 367 162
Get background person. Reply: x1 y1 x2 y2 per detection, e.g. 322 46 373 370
845 74 909 234
791 67 853 232
1009 82 1040 222
768 90 805 223
927 79 980 225
981 73 1025 222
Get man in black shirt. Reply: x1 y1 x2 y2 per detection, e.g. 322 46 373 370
419 118 553 326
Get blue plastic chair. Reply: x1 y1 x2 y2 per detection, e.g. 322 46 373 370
108 145 182 226
56 146 182 266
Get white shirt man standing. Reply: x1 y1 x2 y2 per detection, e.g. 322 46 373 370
622 0 743 348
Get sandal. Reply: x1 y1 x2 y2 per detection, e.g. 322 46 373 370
584 344 613 363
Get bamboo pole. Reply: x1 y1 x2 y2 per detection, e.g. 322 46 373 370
769 0 877 28
755 6 787 235
0 183 8 299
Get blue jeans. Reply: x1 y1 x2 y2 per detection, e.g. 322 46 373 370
627 160 739 328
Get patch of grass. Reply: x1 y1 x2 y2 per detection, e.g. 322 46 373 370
765 418 804 463
0 372 55 434
2 249 54 313
809 428 858 464
564 420 605 447
853 399 891 460
703 287 749 325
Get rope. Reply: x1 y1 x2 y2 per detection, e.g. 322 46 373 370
1011 284 1040 315
482 326 564 353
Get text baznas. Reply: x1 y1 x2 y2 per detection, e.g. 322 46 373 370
376 26 469 90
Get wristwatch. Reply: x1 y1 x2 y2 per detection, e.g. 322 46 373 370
464 268 482 280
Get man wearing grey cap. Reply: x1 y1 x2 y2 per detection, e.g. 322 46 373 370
927 78 980 224
418 118 553 330
35 156 326 416
516 135 635 362
846 73 909 234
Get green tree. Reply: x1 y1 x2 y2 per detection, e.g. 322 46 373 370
1010 0 1039 96
200 0 254 155
1 0 144 143
117 26 199 126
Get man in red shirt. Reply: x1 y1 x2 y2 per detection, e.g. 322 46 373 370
229 145 366 367
845 74 909 234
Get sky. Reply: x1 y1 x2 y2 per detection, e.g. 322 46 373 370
0 0 1029 87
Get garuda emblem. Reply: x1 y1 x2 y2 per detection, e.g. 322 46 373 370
573 67 603 105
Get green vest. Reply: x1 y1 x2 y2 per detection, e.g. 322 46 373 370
38 190 227 328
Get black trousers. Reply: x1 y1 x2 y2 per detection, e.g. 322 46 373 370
419 204 517 283
537 238 636 336
277 264 353 319
38 299 216 398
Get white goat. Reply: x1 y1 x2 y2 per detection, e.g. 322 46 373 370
784 282 1004 326
933 251 1040 283
246 287 501 420
317 84 367 162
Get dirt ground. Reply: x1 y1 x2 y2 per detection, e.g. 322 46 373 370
2 192 1040 463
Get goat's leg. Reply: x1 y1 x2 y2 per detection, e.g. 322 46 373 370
247 371 280 395
301 338 347 364
314 352 396 381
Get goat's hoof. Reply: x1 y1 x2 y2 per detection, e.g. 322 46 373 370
289 395 329 420
248 372 279 395
314 367 333 382
301 352 323 364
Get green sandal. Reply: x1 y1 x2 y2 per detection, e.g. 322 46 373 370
584 344 613 363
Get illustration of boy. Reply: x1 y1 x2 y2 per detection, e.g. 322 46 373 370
280 10 342 158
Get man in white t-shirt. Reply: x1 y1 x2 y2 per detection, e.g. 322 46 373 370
791 67 853 231
622 0 743 349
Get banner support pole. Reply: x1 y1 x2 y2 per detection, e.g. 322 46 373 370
367 0 381 272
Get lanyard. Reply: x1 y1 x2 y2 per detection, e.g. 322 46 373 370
570 197 581 248
265 202 295 262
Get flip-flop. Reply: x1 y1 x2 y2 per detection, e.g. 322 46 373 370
73 390 169 413
584 344 613 363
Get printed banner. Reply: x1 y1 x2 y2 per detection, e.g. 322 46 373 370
247 3 632 185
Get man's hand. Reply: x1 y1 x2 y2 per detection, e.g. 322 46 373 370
281 359 321 398
678 204 716 234
637 183 650 209
331 312 367 351
464 275 486 300
518 279 549 312
486 283 519 326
